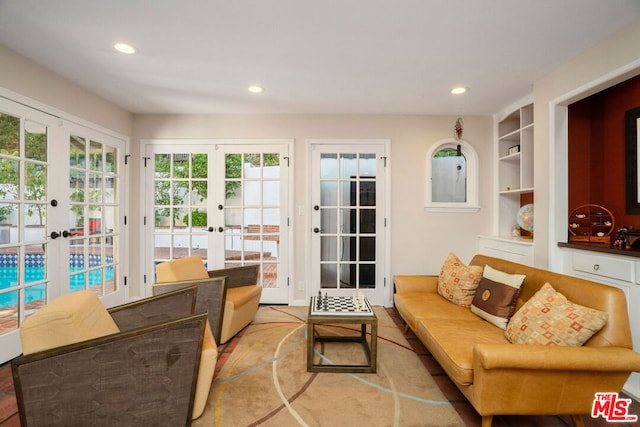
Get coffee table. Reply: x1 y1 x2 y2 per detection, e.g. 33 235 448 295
306 296 378 373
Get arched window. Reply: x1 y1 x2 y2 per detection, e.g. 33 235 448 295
425 139 479 212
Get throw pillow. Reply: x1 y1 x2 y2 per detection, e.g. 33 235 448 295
505 282 609 346
437 252 483 307
470 265 526 329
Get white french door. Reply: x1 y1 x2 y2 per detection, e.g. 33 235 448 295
0 97 127 363
144 140 291 304
309 140 391 306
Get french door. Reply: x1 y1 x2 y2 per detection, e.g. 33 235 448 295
0 97 127 363
309 140 391 306
144 140 291 304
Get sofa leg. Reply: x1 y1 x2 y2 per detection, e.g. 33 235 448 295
570 414 584 427
481 415 493 427
403 323 410 334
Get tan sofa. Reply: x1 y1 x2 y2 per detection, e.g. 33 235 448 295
394 254 640 427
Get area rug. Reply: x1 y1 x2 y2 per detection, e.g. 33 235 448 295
193 306 464 427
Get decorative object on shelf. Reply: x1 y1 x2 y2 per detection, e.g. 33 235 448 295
517 203 534 236
614 227 627 248
511 225 521 237
508 145 520 155
454 117 463 140
568 204 615 243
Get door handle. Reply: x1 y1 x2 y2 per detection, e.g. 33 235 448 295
203 226 214 232
313 227 320 233
218 227 224 232
50 231 61 239
62 230 71 238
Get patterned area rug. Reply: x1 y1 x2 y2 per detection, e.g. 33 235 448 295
193 306 464 426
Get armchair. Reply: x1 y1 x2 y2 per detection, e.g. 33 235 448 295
12 286 215 425
156 256 261 344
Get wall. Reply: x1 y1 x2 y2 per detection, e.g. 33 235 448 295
0 44 133 137
569 75 640 228
131 114 494 302
534 18 640 268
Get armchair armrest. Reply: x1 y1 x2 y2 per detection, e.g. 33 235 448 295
394 275 439 294
12 313 207 427
110 286 197 331
208 265 259 289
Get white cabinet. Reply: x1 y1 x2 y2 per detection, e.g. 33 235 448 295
478 235 534 266
560 247 640 399
497 102 534 237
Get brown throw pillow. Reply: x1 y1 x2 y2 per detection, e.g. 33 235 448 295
470 265 525 329
437 252 483 307
505 282 609 346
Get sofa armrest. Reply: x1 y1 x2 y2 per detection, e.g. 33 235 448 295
394 275 438 294
474 344 640 372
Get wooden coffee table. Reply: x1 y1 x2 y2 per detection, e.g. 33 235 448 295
306 295 378 373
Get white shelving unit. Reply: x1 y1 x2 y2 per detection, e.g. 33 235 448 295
479 99 534 266
497 102 534 237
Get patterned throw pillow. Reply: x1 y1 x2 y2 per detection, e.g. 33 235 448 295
505 282 609 346
470 265 526 329
437 252 483 307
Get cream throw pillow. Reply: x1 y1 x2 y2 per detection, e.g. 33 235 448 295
437 252 483 307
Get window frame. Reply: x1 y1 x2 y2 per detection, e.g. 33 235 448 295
424 138 480 213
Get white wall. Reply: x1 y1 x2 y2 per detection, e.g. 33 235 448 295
131 114 494 300
0 44 132 136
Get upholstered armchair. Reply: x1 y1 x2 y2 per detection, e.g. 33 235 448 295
156 256 261 344
12 286 216 425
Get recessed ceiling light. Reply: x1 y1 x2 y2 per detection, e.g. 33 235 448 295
248 85 264 94
451 86 468 95
114 42 136 54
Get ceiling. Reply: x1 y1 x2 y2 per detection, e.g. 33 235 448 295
1 0 640 115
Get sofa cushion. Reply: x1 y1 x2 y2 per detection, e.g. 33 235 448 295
416 318 509 385
470 265 525 330
437 252 483 308
394 292 479 331
505 283 609 346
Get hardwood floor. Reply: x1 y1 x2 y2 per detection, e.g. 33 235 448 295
0 307 638 426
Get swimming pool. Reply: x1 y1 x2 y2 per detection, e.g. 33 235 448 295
0 266 115 308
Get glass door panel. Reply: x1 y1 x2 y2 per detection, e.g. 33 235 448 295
152 152 211 266
0 108 52 356
68 135 120 298
311 143 388 306
222 151 284 295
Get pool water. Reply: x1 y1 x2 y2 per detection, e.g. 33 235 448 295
0 266 115 308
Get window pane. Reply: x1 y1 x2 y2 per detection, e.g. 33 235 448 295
89 140 102 171
226 154 241 178
25 163 46 201
0 113 19 153
191 154 207 178
105 145 116 173
70 136 86 168
25 120 47 161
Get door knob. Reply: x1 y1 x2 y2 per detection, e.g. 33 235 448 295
62 230 71 238
204 226 214 232
313 227 320 233
218 226 224 232
50 231 61 239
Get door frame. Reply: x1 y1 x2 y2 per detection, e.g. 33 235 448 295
139 139 294 304
305 139 392 307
